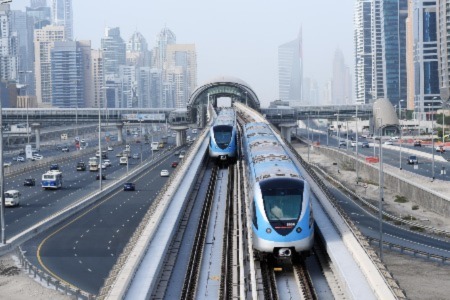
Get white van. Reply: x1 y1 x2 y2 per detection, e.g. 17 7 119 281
5 190 21 207
119 156 128 165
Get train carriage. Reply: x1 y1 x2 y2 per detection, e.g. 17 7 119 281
209 108 237 163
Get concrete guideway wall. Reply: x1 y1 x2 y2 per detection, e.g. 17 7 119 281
316 146 450 218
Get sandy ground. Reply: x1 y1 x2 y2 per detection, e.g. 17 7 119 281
0 141 449 299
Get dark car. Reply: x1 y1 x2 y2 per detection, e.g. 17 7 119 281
19 150 25 155
171 161 179 168
361 141 370 148
174 151 180 156
76 162 86 171
50 163 59 170
23 178 35 186
407 155 418 165
124 182 135 191
414 140 422 147
96 173 106 180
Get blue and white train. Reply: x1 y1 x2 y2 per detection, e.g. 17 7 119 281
209 108 237 163
242 122 314 258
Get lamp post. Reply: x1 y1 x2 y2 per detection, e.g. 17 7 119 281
428 103 435 181
0 91 5 244
354 104 359 182
139 118 143 164
326 121 329 146
377 117 384 261
398 99 404 170
307 114 310 141
98 102 102 191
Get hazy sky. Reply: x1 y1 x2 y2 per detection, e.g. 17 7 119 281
11 0 355 106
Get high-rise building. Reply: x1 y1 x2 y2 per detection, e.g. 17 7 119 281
119 65 136 108
165 44 197 108
101 27 126 80
354 0 373 104
50 41 84 107
137 67 151 108
153 27 176 69
437 0 450 102
302 77 319 106
91 49 104 108
371 0 385 100
34 25 65 105
332 48 352 105
406 0 415 110
381 0 408 105
51 0 72 40
127 31 150 67
0 4 18 82
150 68 162 108
278 28 303 104
27 1 51 30
11 9 35 96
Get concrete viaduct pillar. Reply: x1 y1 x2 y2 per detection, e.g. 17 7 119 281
279 123 297 143
31 123 41 150
116 124 124 143
171 126 189 147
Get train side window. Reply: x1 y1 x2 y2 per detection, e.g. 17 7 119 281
252 200 258 229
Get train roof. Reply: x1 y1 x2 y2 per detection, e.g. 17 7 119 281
214 108 236 127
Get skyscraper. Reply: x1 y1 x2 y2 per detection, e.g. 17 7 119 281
50 41 83 107
51 0 72 40
27 0 51 30
332 48 352 105
278 28 303 105
153 27 176 69
101 27 126 80
90 49 104 108
34 25 65 105
381 0 408 105
354 0 373 104
437 0 450 102
165 44 197 108
0 4 18 82
371 0 385 100
412 0 439 120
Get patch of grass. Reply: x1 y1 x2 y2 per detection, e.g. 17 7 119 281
402 215 417 221
394 220 403 225
410 226 425 232
412 205 419 210
394 195 408 203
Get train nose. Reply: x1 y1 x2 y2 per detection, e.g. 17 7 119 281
278 248 292 257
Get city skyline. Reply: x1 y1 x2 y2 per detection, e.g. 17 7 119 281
10 0 355 107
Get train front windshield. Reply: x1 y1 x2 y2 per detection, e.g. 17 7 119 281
260 179 304 222
213 125 233 149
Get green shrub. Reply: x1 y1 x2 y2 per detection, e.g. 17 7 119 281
412 205 419 210
394 195 408 203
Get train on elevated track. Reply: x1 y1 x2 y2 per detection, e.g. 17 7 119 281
209 108 237 163
242 121 314 258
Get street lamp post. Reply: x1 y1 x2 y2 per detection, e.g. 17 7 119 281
429 103 435 181
354 104 359 182
377 117 384 261
0 94 5 244
98 103 102 191
398 99 404 170
326 121 329 146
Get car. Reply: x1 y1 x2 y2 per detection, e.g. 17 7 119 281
179 153 185 159
123 182 135 191
144 140 150 144
103 159 111 167
361 141 370 148
414 140 422 147
132 153 139 159
338 140 346 147
136 140 141 143
171 161 179 168
76 162 86 171
407 155 418 165
390 136 399 141
96 173 106 180
16 156 25 162
23 178 36 186
160 169 169 177
107 146 113 151
3 162 11 167
32 154 43 160
101 163 107 169
436 146 445 153
350 141 357 147
174 151 180 156
383 141 393 145
116 152 123 157
50 163 59 170
18 150 25 155
56 145 63 150
61 146 69 152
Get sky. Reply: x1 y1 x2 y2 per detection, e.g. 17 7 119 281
11 0 355 107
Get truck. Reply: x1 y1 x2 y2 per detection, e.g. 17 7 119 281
89 157 99 172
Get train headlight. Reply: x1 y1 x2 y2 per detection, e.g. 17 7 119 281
296 227 302 233
266 228 272 234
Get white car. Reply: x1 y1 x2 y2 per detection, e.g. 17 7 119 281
101 163 107 169
103 159 111 167
132 153 139 159
350 141 356 147
107 146 113 151
160 169 169 177
3 162 12 167
383 141 393 145
16 156 25 162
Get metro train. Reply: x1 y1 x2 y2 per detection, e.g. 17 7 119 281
242 122 314 258
209 108 237 163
